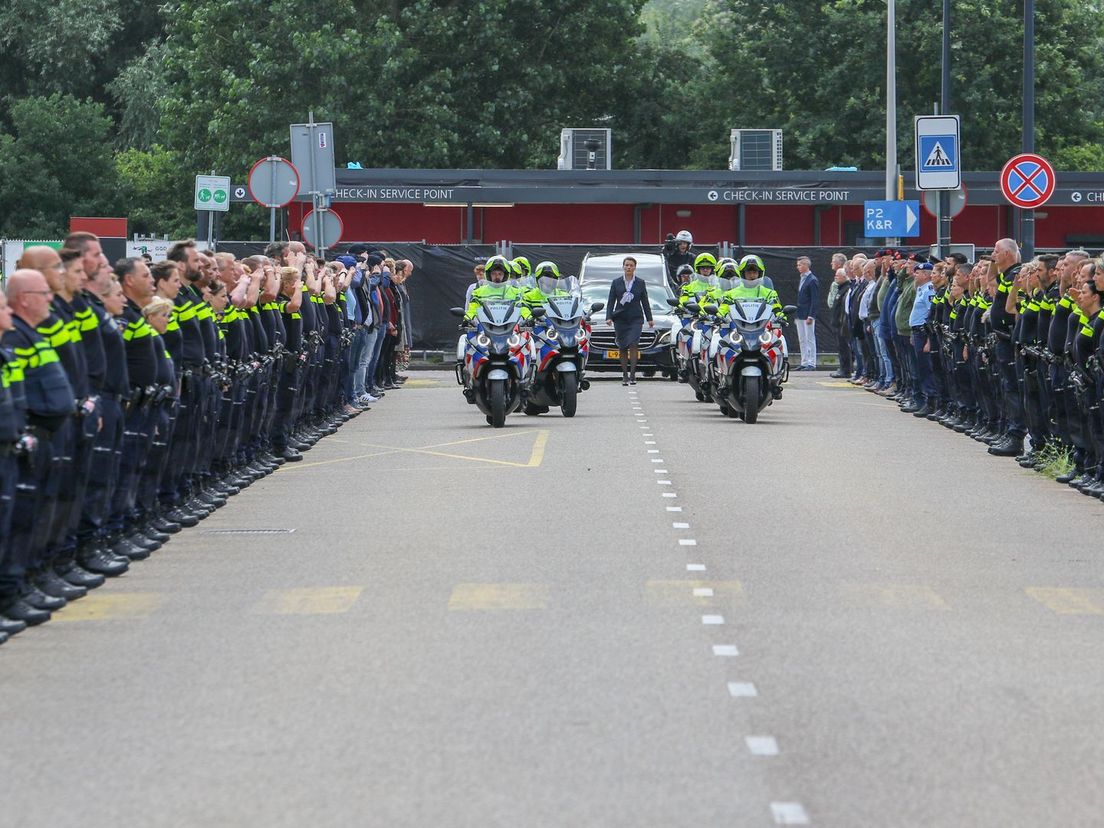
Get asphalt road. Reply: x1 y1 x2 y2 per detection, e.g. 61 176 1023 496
1 370 1102 827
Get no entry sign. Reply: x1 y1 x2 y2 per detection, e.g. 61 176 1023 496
1000 153 1056 209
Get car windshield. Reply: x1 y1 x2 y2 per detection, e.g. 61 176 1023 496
581 258 666 285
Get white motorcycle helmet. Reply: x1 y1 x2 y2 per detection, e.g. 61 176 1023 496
675 230 693 247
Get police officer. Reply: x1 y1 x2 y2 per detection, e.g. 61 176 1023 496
986 239 1027 457
0 270 79 625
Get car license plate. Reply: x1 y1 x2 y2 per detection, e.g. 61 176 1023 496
607 349 620 359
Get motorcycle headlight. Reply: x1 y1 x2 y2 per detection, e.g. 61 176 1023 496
476 333 490 348
546 328 559 340
508 333 522 349
759 331 773 345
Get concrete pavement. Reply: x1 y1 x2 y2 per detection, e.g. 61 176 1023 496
0 371 1101 826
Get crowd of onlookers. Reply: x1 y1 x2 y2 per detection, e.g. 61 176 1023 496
0 235 414 641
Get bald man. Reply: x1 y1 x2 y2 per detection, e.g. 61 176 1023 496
1 270 87 626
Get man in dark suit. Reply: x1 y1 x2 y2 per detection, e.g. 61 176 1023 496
794 256 819 370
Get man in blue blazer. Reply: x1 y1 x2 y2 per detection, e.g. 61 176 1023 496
794 255 819 370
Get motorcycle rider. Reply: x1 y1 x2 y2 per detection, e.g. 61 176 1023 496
511 257 533 281
717 255 786 321
464 256 525 322
663 230 695 286
679 252 717 308
674 264 695 288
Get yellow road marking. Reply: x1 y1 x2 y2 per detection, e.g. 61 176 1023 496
289 429 550 470
52 593 163 622
839 582 950 611
1026 587 1104 615
645 580 744 608
401 378 445 388
817 381 862 388
254 586 363 615
448 583 549 610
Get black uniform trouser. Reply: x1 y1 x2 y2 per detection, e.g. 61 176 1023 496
0 452 19 599
1021 356 1049 449
273 360 303 451
836 325 852 374
108 404 153 532
1050 363 1072 446
139 401 175 513
995 338 1026 437
78 395 124 546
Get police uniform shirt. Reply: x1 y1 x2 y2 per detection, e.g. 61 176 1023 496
2 317 75 426
990 269 1016 333
93 298 131 397
1048 292 1076 356
218 306 250 364
73 292 107 391
1035 282 1061 349
0 346 27 443
248 306 269 357
38 304 89 400
173 284 207 367
298 285 317 334
261 300 286 348
195 293 219 362
278 293 303 351
151 333 175 387
120 298 159 388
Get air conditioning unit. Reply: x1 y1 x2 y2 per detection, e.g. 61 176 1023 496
729 129 783 171
557 128 612 171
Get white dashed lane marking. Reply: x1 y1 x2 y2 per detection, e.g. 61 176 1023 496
672 522 689 528
746 736 779 756
678 538 697 546
666 506 682 512
712 644 739 656
702 615 725 625
661 492 677 498
687 564 706 571
693 587 713 597
727 682 758 697
771 802 810 825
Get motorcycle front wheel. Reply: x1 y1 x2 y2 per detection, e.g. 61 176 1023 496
560 373 578 418
741 375 761 424
490 380 507 428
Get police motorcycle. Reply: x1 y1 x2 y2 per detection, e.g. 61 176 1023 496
522 274 604 418
451 280 542 428
706 275 796 423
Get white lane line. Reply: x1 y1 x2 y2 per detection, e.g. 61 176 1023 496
661 492 677 497
693 587 713 597
687 563 706 571
678 538 697 546
771 802 809 825
651 459 664 463
727 682 758 697
657 480 672 486
639 425 649 429
746 736 779 756
672 522 689 528
712 644 739 656
666 506 683 512
645 441 657 445
643 432 654 436
648 449 660 454
702 614 725 625
654 469 669 474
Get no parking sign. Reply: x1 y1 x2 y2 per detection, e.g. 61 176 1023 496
1000 154 1056 209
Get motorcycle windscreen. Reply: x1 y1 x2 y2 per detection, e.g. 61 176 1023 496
477 299 521 335
544 295 582 322
730 301 773 327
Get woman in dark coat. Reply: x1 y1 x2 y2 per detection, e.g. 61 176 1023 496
605 256 655 385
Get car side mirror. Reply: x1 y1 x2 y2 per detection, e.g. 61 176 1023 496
449 307 464 317
590 302 605 313
783 305 797 316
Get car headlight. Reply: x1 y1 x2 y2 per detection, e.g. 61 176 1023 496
656 331 671 345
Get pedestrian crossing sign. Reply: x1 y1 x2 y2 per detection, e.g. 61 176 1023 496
920 136 957 171
914 115 961 190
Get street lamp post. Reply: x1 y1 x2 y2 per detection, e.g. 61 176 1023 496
938 0 952 258
885 0 899 246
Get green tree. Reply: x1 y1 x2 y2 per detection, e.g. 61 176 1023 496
0 94 119 237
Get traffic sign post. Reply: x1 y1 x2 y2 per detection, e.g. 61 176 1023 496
301 209 343 250
194 174 230 250
922 186 967 219
864 200 921 238
291 114 337 257
1001 153 1055 261
248 156 300 243
915 114 961 258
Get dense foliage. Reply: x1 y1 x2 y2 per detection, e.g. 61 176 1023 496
0 0 1101 238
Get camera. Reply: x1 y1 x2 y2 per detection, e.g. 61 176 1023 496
663 233 678 255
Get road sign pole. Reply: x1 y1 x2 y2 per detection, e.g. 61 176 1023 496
938 0 953 259
269 159 277 243
1022 0 1036 258
885 0 899 246
207 211 215 252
